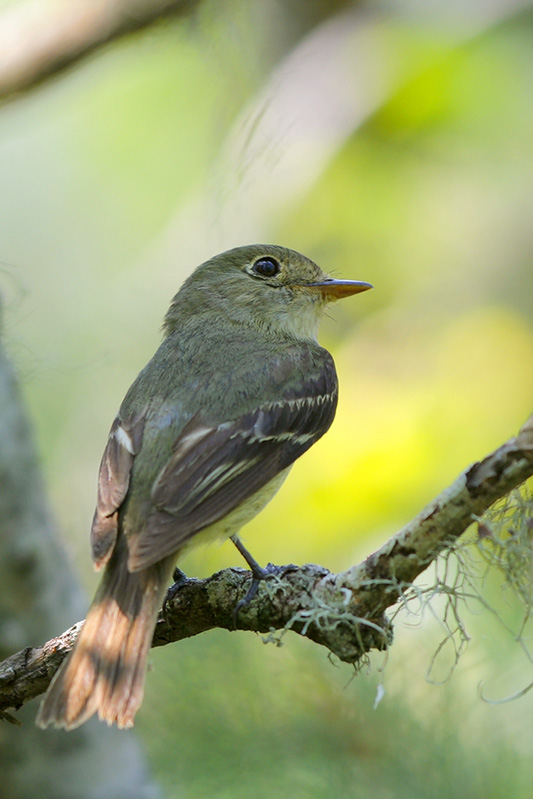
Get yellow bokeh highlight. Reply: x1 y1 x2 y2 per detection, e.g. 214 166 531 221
235 307 533 571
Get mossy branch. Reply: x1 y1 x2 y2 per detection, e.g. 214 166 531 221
1 414 532 722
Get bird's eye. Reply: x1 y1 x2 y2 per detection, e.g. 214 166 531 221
252 257 280 278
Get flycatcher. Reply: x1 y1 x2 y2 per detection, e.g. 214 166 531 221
36 244 372 730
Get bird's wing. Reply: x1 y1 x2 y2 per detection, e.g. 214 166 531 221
127 370 338 572
90 412 146 570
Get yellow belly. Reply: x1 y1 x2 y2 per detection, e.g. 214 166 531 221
180 466 292 557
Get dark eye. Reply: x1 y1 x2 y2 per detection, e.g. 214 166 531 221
252 257 280 278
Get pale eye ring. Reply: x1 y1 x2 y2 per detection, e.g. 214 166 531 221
252 257 280 278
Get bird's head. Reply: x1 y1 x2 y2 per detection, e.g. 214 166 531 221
164 244 372 341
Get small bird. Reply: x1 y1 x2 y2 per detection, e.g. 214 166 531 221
36 244 372 730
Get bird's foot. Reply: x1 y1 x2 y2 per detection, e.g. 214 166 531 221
230 535 297 626
232 562 283 627
162 567 190 624
231 534 267 624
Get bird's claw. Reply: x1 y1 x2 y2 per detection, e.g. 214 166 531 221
232 562 297 628
162 567 190 625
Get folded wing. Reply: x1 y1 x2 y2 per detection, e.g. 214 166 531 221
128 370 338 570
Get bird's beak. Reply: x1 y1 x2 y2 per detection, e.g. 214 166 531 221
305 278 373 300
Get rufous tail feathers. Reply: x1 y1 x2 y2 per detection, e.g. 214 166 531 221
36 544 174 730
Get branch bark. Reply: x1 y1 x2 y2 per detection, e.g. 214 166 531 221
1 414 532 721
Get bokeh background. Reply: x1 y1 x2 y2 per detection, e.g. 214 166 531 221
1 0 532 796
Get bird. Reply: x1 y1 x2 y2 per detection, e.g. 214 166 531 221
36 244 372 730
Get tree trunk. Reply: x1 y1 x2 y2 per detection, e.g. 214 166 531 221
0 297 159 799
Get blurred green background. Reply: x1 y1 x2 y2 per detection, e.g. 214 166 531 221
1 0 533 796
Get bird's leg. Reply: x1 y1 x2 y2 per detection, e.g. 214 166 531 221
231 536 287 625
231 536 270 580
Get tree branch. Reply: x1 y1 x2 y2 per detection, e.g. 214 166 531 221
0 0 197 102
0 0 352 103
1 414 532 721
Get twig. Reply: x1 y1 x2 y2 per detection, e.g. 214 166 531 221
0 0 196 102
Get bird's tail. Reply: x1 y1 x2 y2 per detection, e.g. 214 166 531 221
36 543 174 731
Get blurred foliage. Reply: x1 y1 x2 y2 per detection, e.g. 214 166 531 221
1 0 532 797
